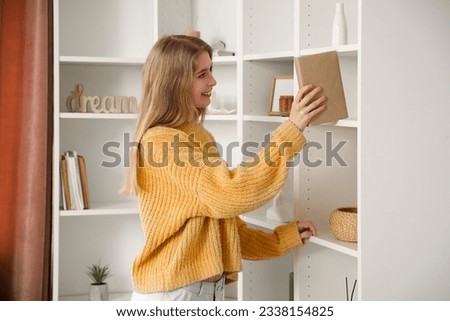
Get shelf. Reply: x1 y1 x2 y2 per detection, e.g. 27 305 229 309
243 115 287 123
205 114 238 121
241 45 358 62
213 56 238 65
59 291 236 301
60 55 237 66
244 51 294 62
244 115 358 128
60 112 138 120
317 118 359 128
241 211 285 231
59 291 132 301
54 0 362 303
309 232 358 258
60 56 145 66
60 201 138 217
300 44 359 57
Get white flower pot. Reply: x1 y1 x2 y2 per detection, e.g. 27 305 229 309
89 283 109 301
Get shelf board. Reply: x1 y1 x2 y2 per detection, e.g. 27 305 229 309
241 45 357 62
205 114 238 121
60 56 145 66
60 201 138 217
309 232 359 258
213 56 237 65
59 291 236 301
300 44 359 57
59 291 132 301
60 113 240 121
244 51 294 62
316 118 359 128
243 115 287 123
60 55 237 66
241 211 286 231
59 112 137 120
243 115 358 128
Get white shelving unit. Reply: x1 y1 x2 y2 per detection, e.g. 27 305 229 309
53 0 450 301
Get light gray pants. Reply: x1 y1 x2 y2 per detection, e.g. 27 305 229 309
131 276 225 301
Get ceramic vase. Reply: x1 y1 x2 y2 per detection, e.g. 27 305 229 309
332 3 348 46
266 171 294 223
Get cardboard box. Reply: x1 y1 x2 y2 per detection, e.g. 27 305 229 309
294 51 348 125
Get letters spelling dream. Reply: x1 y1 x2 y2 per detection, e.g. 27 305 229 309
66 83 138 113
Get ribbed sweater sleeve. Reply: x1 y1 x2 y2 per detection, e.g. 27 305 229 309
236 218 303 260
196 121 306 218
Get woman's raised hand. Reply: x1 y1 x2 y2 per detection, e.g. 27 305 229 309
289 84 327 131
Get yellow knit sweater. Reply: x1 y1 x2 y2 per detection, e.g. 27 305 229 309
132 120 307 293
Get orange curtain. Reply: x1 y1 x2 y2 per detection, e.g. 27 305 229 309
0 0 53 300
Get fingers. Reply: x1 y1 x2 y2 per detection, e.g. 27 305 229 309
299 220 317 236
300 230 314 240
300 85 322 105
289 84 327 131
297 220 317 242
295 84 315 102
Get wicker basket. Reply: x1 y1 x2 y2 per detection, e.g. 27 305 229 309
329 207 358 242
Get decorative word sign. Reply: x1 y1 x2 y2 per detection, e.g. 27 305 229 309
66 83 138 113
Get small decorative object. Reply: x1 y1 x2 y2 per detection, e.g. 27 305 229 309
331 3 348 46
268 75 294 116
86 261 111 301
66 83 138 114
279 95 294 114
206 91 236 115
345 277 357 301
329 207 357 242
185 30 201 38
266 171 293 222
289 272 294 301
211 40 235 57
207 107 236 115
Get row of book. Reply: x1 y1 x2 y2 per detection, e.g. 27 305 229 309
60 151 90 210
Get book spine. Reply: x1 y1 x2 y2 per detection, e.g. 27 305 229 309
60 156 71 210
294 57 304 88
78 155 90 209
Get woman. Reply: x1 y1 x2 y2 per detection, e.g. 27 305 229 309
122 35 327 301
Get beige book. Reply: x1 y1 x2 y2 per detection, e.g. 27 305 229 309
294 51 348 125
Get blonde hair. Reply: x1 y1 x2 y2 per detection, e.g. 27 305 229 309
121 35 213 195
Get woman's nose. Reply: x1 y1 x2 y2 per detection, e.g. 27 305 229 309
210 74 217 86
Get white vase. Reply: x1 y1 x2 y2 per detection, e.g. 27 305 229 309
266 171 294 223
332 3 348 46
89 283 109 301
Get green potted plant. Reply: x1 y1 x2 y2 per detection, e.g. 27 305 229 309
86 261 111 301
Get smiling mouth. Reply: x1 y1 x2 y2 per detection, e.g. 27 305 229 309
201 92 212 97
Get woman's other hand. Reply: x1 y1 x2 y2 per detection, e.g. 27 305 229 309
297 220 317 242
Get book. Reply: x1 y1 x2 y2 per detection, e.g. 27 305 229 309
60 156 71 210
78 155 90 209
294 51 348 125
61 151 90 210
65 151 84 210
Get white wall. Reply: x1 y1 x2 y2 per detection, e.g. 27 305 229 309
360 0 450 299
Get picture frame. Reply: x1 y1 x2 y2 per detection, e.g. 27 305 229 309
268 75 294 116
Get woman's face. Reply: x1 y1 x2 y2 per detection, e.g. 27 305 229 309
191 51 216 109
